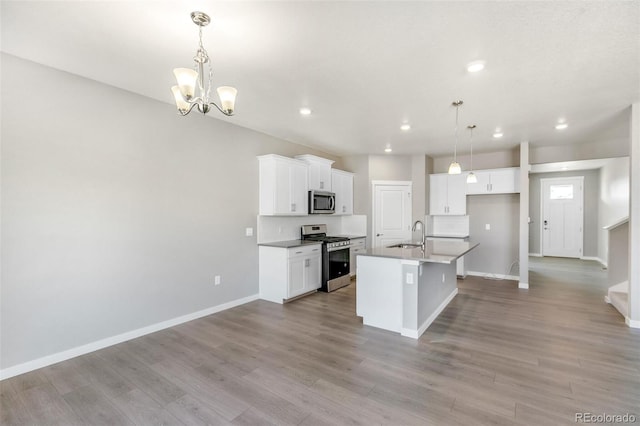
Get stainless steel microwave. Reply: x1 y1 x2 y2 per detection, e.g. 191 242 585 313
309 190 335 214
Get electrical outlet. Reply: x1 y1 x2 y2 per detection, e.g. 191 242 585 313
245 227 253 237
406 273 414 284
485 223 491 231
442 273 445 283
278 227 283 234
214 275 221 285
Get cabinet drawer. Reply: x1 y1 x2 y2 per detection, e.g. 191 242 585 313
350 238 366 249
288 244 322 258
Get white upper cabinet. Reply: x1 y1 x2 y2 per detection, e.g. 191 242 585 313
429 173 467 215
466 167 520 195
295 155 334 191
258 154 309 216
331 169 354 215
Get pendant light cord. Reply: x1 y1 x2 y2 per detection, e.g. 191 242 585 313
454 105 459 162
469 126 473 171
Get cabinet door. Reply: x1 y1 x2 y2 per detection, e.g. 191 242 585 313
287 257 305 298
447 174 467 215
465 170 491 195
331 172 343 215
349 238 366 276
429 174 449 215
489 168 518 194
308 164 332 191
342 174 353 215
273 159 292 215
289 162 309 215
304 254 322 291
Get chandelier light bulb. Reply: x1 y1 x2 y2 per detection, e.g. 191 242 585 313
467 172 478 183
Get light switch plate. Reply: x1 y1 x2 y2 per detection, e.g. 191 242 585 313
406 273 414 284
245 227 254 237
485 224 491 231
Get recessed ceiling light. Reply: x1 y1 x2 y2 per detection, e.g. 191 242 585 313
299 107 312 116
493 132 503 138
467 61 485 73
555 123 568 130
400 123 411 131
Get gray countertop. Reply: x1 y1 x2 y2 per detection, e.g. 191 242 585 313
359 240 479 264
258 240 322 249
426 234 469 239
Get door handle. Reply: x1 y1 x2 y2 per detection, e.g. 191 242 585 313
376 233 384 237
543 219 548 230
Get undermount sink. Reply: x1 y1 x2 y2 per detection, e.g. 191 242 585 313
387 243 424 249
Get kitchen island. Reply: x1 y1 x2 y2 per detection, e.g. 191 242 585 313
356 240 478 339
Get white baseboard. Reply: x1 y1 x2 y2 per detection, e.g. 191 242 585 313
518 282 529 289
467 271 519 281
580 256 607 267
401 288 458 339
529 253 542 257
626 317 640 328
0 293 259 381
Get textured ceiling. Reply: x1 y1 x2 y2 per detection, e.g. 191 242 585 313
2 1 638 157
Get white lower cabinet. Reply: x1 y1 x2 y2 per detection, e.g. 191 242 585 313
259 243 322 303
349 237 366 276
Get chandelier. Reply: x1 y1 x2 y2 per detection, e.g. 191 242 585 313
448 100 463 174
171 12 237 116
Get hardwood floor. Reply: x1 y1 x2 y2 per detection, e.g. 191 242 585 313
3 257 639 425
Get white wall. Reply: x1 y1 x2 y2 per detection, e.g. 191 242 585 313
598 157 630 265
0 54 339 373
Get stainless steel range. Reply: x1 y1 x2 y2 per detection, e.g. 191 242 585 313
301 224 351 292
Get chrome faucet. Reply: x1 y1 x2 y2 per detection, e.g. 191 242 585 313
412 220 426 250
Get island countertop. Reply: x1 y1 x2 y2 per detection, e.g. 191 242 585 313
359 240 478 264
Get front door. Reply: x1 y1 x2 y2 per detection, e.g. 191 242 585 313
372 182 412 248
541 177 584 258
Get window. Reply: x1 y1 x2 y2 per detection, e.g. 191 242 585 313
549 184 574 200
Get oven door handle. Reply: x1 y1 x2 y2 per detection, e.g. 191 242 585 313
326 245 350 253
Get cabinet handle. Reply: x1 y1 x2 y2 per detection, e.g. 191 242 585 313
305 259 310 267
320 181 324 189
312 248 319 251
291 203 296 212
295 251 303 254
376 233 384 237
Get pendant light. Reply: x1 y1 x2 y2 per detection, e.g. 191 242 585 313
448 100 463 174
466 124 478 183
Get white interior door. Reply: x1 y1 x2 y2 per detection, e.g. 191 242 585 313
372 182 412 248
541 177 584 258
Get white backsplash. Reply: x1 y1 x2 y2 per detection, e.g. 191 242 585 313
257 215 367 244
427 215 470 237
340 215 367 236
